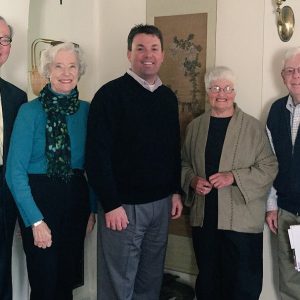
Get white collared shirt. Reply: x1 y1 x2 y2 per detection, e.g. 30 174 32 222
127 68 162 92
287 95 300 145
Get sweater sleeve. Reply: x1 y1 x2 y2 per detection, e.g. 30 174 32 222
265 125 278 211
231 123 278 203
181 121 197 206
85 85 122 213
5 104 44 227
173 95 183 195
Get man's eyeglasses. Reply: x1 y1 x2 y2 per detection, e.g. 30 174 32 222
282 67 300 76
208 86 235 94
0 37 12 46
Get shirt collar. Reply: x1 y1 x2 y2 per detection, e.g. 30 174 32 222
287 95 297 113
127 68 162 92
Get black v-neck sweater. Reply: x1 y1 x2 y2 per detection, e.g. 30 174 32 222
86 73 181 212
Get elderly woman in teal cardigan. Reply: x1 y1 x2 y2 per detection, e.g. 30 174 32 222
182 66 278 300
6 42 96 300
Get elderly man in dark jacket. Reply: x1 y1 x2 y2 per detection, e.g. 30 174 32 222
0 15 27 300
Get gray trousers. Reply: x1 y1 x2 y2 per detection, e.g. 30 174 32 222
97 196 171 300
278 208 300 300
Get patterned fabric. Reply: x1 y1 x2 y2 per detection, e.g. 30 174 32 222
39 84 79 181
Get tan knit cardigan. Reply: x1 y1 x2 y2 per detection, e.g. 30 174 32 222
181 105 278 233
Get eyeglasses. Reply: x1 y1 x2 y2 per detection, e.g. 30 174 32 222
208 86 235 94
282 67 300 76
0 37 12 46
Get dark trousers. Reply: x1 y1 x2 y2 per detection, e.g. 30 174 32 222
192 226 263 300
0 166 17 300
19 173 90 300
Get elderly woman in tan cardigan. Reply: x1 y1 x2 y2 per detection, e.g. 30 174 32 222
181 66 278 300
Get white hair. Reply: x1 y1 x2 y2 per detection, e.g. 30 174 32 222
204 66 236 91
282 47 300 69
39 42 86 80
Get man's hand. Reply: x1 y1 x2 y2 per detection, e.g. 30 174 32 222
105 206 129 231
171 194 183 219
32 221 52 249
265 210 278 234
191 176 212 195
209 172 234 189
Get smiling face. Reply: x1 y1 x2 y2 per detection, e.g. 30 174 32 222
208 79 236 117
127 33 164 84
282 53 300 104
49 49 79 94
0 20 11 67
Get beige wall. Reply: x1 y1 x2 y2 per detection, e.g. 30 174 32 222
216 0 300 121
216 0 265 118
3 0 300 299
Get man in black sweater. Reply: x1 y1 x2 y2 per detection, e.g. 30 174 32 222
86 24 182 300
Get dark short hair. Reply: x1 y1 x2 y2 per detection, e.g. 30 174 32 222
127 24 163 51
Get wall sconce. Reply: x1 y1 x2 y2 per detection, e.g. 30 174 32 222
30 38 63 96
275 0 295 42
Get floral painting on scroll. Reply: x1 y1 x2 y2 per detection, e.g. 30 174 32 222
155 13 207 145
155 13 207 240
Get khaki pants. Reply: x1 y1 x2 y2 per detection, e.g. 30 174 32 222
278 208 300 300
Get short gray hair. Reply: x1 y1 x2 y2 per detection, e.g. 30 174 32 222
0 16 13 38
39 42 86 80
204 66 236 91
282 47 300 69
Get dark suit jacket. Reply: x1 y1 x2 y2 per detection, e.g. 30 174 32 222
0 77 27 236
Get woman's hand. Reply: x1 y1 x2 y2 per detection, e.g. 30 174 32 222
86 213 96 234
209 172 234 189
191 176 212 196
32 221 52 249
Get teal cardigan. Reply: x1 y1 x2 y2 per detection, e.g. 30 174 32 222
6 98 96 227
